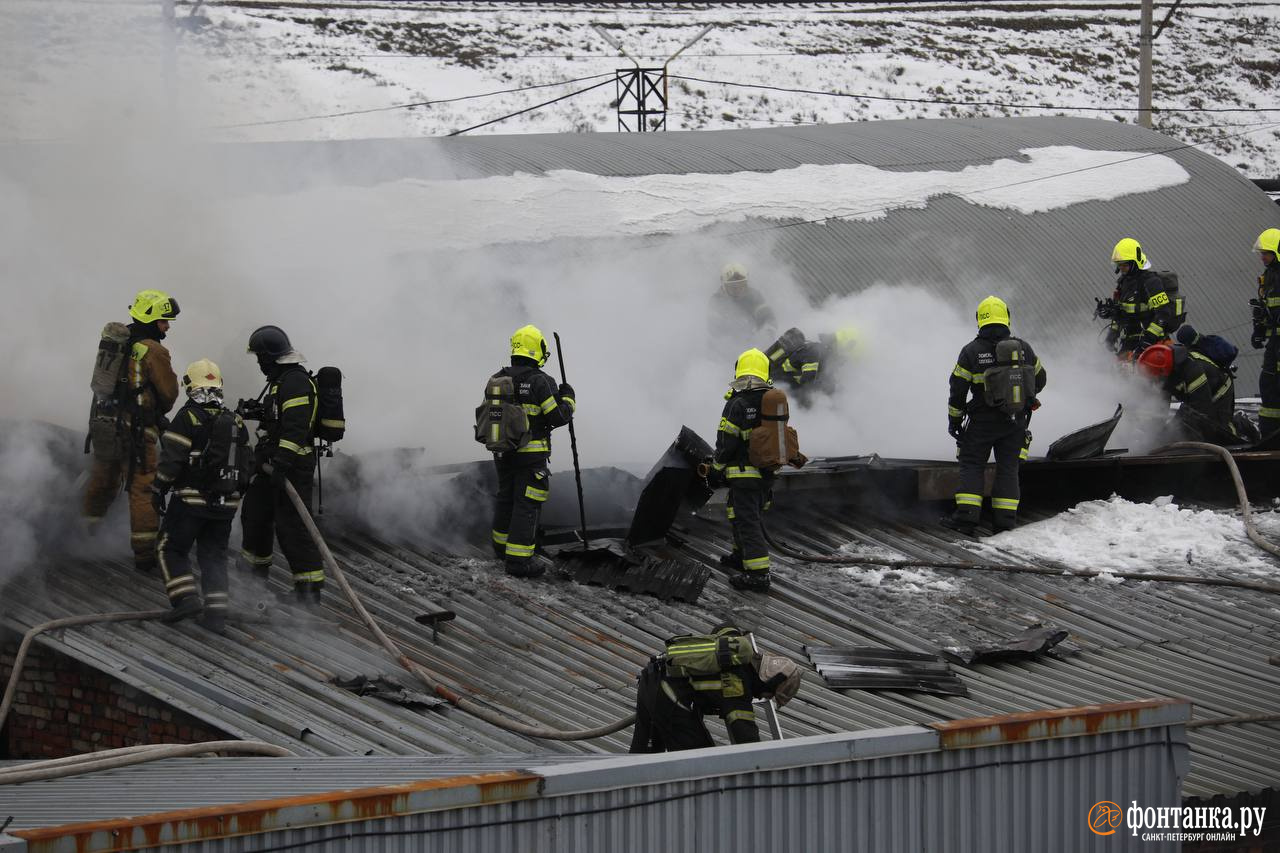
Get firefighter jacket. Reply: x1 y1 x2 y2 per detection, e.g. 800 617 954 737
713 376 770 485
1166 348 1235 431
156 402 250 519
254 365 318 472
708 286 777 341
126 324 179 431
779 338 824 387
1258 262 1280 346
496 359 574 466
948 325 1047 425
1112 268 1182 350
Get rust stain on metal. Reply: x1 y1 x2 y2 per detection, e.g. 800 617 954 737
17 771 542 852
928 699 1182 749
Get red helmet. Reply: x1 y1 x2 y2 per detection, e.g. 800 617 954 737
1136 343 1175 379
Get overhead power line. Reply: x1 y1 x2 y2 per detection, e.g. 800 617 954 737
447 77 614 136
668 74 1280 115
209 72 613 130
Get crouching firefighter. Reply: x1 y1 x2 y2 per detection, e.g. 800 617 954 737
151 360 251 632
1136 342 1241 445
476 325 575 579
944 296 1047 534
708 348 806 593
238 326 326 606
83 290 180 573
630 625 802 753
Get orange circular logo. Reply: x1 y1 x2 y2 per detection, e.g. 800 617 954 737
1089 801 1124 836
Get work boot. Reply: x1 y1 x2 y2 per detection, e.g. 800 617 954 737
939 514 978 536
162 595 203 623
200 609 227 635
294 581 323 608
728 571 771 593
718 551 744 571
505 556 548 579
135 559 157 576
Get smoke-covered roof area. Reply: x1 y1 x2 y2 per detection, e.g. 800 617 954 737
3 1 1278 175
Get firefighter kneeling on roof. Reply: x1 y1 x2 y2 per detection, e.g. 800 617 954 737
629 625 802 753
706 348 806 593
944 296 1047 535
151 360 251 633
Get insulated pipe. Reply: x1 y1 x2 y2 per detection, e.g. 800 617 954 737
281 480 635 741
0 741 293 786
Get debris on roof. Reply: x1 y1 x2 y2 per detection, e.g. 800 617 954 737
940 625 1074 667
803 646 969 697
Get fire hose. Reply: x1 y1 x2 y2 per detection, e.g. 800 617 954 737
0 612 293 787
281 480 635 741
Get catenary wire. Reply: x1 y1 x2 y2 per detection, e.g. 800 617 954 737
446 76 614 135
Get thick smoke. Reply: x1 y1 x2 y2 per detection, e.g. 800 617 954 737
0 5 1175 581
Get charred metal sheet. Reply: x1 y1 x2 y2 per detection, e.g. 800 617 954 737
627 427 714 546
804 646 968 697
331 675 447 710
928 698 1190 749
557 541 710 602
9 771 544 853
1045 404 1123 461
940 626 1073 667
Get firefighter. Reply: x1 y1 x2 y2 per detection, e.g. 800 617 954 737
710 348 775 592
1251 228 1280 437
708 263 777 346
629 625 801 753
489 325 575 578
238 326 325 605
1104 238 1184 357
944 296 1047 534
82 290 180 573
1136 343 1239 444
774 327 859 400
151 360 250 632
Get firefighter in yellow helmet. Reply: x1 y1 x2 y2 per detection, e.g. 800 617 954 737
943 297 1046 534
481 325 576 578
1250 228 1280 436
151 360 251 632
83 290 180 573
709 348 777 592
769 326 860 403
708 263 777 347
1099 238 1185 357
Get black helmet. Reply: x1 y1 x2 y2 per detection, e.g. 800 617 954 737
247 325 292 360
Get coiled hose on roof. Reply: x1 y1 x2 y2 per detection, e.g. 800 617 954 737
282 480 635 741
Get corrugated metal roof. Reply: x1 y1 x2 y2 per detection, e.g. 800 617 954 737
2 480 1277 801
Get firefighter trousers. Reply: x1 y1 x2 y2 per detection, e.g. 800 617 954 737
727 483 770 576
158 501 231 613
491 457 549 567
1259 341 1280 437
240 465 324 589
955 416 1029 529
82 431 160 571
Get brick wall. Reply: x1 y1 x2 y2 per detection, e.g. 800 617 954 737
1 629 229 759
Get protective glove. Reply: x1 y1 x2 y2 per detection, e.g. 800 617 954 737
1252 328 1267 350
265 460 289 489
704 462 727 489
150 485 168 516
1030 399 1042 412
558 382 575 401
948 418 964 441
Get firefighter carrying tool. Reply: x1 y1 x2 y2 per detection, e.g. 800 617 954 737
238 325 325 606
82 289 180 573
152 360 252 632
944 296 1047 534
1100 238 1185 357
629 625 801 753
476 325 576 578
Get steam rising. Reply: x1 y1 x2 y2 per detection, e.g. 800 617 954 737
0 7 1172 585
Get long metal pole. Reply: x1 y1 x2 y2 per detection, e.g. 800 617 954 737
553 332 589 551
1138 0 1153 128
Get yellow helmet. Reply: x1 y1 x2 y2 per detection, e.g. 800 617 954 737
734 347 770 381
1110 237 1146 269
1254 228 1280 256
510 324 549 366
129 289 180 324
182 358 223 391
833 326 859 354
976 296 1010 329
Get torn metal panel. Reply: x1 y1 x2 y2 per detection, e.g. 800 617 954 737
1045 404 1123 461
556 540 710 602
940 626 1073 667
804 646 969 697
626 427 714 546
331 675 448 710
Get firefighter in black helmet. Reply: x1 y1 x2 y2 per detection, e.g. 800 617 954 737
238 325 325 606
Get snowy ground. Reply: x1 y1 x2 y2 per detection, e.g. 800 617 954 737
2 1 1279 175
